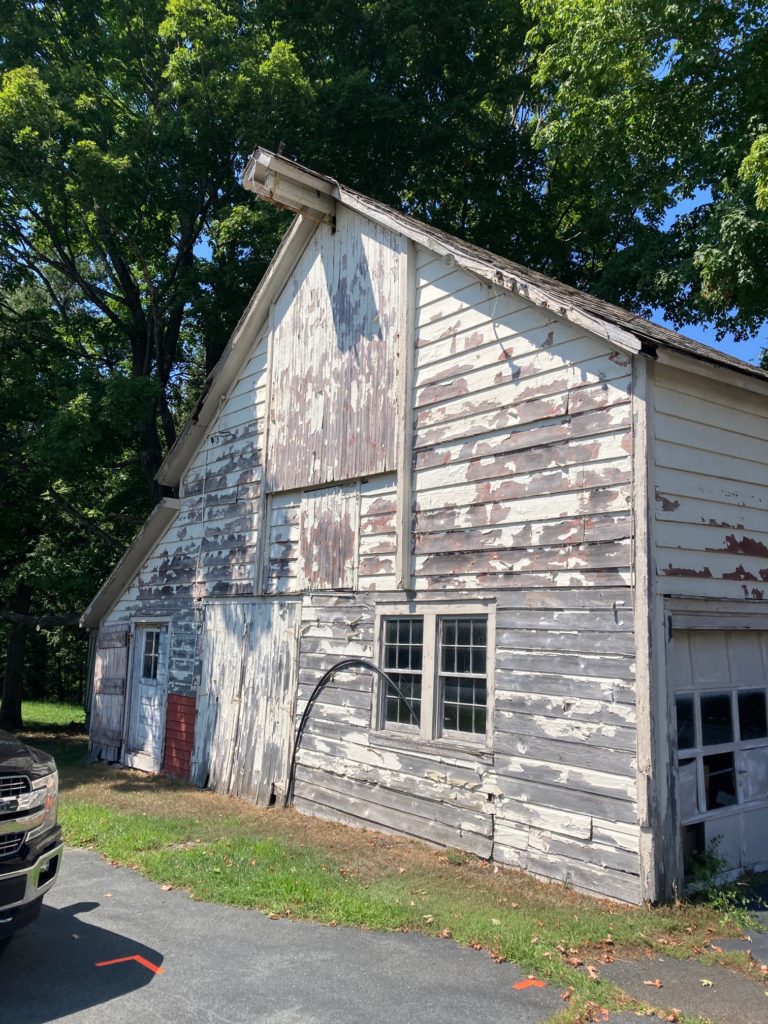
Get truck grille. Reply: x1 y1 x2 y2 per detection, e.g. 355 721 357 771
0 833 24 858
0 776 30 799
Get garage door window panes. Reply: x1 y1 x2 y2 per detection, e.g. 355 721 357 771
675 688 768 816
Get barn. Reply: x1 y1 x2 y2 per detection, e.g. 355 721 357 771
82 149 768 903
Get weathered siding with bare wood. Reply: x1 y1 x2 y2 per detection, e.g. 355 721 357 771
267 206 405 492
265 476 398 594
653 365 768 600
292 586 640 902
98 332 271 703
411 248 634 592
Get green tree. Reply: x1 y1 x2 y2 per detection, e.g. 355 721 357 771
523 0 768 345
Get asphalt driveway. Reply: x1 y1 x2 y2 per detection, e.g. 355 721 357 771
0 847 570 1024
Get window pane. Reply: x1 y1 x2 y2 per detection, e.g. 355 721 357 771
411 645 422 671
675 695 696 749
142 631 159 680
703 751 737 810
471 646 486 675
700 693 733 746
439 617 488 737
385 620 400 645
385 673 421 726
411 618 423 644
441 643 456 673
738 690 768 741
443 703 457 731
456 646 471 673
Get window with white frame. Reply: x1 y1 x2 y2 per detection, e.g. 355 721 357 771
141 628 162 680
377 605 493 744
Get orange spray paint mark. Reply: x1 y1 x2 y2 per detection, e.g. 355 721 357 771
96 955 165 975
513 978 546 990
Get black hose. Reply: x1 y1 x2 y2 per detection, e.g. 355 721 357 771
284 657 419 808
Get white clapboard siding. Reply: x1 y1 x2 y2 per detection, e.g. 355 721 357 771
653 364 768 600
411 248 632 594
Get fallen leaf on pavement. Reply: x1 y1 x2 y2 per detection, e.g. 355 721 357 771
643 978 663 988
565 955 584 968
700 979 713 987
160 884 173 891
561 986 575 1002
437 928 452 939
586 965 599 980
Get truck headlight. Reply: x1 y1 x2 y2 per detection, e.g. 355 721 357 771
31 769 58 831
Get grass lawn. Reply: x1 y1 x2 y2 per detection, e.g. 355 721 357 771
21 700 86 731
19 714 767 1024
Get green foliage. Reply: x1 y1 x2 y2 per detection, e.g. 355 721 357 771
523 0 768 344
1 1 767 707
687 837 765 931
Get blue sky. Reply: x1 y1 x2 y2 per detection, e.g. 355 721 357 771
653 312 766 366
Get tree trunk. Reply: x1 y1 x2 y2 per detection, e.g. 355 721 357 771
0 581 32 731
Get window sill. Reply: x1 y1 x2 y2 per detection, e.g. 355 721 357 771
369 729 494 766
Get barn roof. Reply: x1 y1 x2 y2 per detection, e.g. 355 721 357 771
156 147 768 490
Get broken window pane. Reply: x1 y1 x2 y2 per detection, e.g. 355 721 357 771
682 822 706 878
675 695 696 749
678 757 699 820
738 690 768 741
700 693 733 746
703 752 737 810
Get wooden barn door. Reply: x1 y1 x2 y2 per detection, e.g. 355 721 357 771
89 625 130 762
124 623 169 773
193 600 300 804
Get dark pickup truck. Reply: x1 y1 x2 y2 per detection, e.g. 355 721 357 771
0 729 62 947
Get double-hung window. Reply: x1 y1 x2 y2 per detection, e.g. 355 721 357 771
377 604 494 746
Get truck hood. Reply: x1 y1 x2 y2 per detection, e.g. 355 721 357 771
0 729 56 777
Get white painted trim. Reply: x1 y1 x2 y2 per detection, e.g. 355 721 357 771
372 599 496 752
655 348 768 398
395 241 416 590
340 191 642 357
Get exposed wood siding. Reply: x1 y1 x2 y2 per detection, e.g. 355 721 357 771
410 248 634 592
292 588 641 902
99 332 271 697
89 625 130 761
163 694 196 779
267 206 405 491
653 365 768 600
266 476 397 594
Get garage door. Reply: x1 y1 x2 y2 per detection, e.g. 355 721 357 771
669 630 768 876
